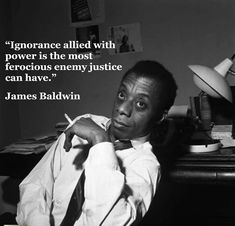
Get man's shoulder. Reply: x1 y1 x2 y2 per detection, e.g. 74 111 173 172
118 141 160 169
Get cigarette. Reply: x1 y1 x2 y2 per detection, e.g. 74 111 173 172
64 113 73 125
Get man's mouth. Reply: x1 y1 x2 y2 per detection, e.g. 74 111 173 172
113 119 130 128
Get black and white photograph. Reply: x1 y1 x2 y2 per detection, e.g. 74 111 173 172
70 0 105 27
1 1 235 226
108 23 143 55
76 25 101 56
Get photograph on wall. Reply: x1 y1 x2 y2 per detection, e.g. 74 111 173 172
76 25 101 56
70 0 105 27
108 23 143 55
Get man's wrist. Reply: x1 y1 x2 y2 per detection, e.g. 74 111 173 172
92 133 110 145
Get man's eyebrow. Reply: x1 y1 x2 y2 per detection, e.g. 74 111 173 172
136 93 151 99
119 83 152 99
118 85 127 92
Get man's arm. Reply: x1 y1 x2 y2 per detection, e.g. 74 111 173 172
63 116 159 226
75 142 159 226
16 114 108 226
15 114 106 226
15 137 60 226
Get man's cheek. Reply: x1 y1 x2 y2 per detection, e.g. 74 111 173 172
112 104 119 116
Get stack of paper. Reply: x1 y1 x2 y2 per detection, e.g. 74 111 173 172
55 122 69 135
0 135 57 155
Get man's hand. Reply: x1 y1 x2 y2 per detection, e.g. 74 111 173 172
63 117 110 152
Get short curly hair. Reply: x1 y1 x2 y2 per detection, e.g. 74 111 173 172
122 60 177 119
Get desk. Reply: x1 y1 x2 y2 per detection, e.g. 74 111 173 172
143 147 235 226
0 152 44 224
0 153 44 179
2 147 235 183
164 147 235 184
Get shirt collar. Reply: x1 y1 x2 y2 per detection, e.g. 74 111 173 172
105 119 150 150
130 134 150 149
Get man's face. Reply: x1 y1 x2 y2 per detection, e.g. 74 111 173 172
110 73 162 140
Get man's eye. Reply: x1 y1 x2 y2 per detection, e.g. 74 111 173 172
136 101 146 109
118 92 125 100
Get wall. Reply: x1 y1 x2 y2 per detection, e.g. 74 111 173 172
0 0 21 215
0 0 20 147
3 0 235 139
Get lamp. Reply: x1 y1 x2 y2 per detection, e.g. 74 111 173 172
186 54 235 153
188 54 235 103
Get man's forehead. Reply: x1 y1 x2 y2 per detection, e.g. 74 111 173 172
120 74 159 94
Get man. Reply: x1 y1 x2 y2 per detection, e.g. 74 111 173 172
16 60 177 226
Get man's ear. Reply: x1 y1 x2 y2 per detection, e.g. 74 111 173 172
156 110 168 124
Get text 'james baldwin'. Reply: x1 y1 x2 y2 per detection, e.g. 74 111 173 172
5 92 80 101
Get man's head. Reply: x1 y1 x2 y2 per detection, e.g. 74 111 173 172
110 60 177 140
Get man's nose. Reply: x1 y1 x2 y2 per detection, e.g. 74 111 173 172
117 101 132 117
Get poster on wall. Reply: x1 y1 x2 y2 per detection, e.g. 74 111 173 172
76 25 101 57
70 0 105 27
108 23 143 55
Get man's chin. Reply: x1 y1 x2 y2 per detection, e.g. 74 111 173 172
110 126 131 140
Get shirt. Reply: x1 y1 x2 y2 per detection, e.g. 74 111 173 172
16 114 160 226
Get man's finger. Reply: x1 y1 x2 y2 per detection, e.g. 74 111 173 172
64 128 74 152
